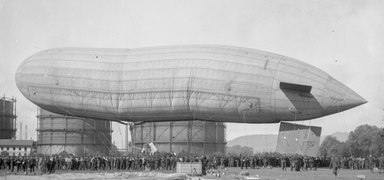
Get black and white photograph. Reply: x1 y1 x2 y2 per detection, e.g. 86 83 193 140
0 0 383 179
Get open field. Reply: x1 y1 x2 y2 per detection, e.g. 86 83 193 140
207 167 384 180
1 168 383 180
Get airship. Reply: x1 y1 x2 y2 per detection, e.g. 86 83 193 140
15 45 366 123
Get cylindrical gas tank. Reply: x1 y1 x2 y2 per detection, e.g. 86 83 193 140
0 97 16 139
133 120 226 155
37 108 112 155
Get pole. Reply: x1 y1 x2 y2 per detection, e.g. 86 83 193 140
125 123 128 153
25 125 27 140
20 122 22 140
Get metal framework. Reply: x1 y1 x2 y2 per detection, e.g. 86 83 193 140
36 108 112 155
0 95 17 139
133 120 226 155
16 45 366 124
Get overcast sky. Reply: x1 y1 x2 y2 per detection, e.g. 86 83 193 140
1 0 383 149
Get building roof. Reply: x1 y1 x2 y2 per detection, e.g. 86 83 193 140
0 140 34 147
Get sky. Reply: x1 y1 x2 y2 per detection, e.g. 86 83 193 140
0 0 383 149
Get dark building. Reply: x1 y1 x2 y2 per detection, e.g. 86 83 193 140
0 96 16 139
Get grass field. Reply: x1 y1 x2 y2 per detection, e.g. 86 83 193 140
1 167 383 180
203 167 384 180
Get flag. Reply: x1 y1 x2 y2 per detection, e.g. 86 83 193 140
148 142 157 154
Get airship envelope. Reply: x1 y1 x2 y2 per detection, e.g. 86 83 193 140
15 45 367 123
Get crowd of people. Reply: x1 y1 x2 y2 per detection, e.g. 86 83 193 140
1 152 384 175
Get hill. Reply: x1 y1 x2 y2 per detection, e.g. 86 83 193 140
227 132 349 153
227 134 278 153
320 132 349 143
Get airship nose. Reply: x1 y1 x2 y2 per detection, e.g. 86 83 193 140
323 77 367 114
343 87 367 108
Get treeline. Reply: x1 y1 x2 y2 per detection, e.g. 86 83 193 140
226 145 254 156
319 124 384 158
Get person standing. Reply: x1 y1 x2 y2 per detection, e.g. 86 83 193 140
379 154 384 174
10 157 15 174
368 155 375 173
289 155 294 171
21 157 28 174
29 156 36 175
280 154 287 171
329 156 340 177
15 156 22 174
240 156 245 169
294 154 300 171
309 156 314 170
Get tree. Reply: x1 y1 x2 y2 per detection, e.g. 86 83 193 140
213 151 224 156
346 124 384 157
226 145 241 156
336 142 351 158
240 146 254 156
226 145 254 156
319 135 344 157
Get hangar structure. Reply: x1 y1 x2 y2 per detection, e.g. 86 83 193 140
276 122 322 157
133 120 226 154
15 45 366 124
36 108 112 155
